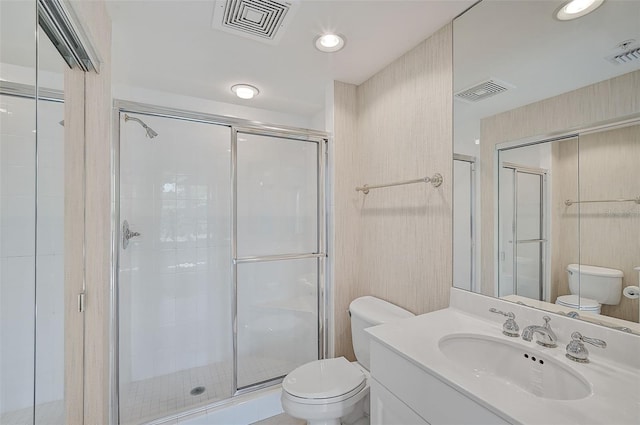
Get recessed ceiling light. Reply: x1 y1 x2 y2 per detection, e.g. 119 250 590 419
231 84 259 100
315 33 345 53
555 0 605 21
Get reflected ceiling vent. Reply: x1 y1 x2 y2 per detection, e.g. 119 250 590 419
454 79 514 103
211 0 299 45
606 47 640 65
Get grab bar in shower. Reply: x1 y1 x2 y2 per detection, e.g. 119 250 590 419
564 196 640 206
356 173 443 195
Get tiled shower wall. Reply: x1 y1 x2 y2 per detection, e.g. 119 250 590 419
119 115 233 383
0 96 65 415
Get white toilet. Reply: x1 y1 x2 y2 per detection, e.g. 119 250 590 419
281 296 414 425
555 263 623 314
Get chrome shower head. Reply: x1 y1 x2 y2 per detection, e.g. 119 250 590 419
123 113 158 139
145 126 158 139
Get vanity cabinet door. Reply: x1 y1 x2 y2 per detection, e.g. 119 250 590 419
370 379 430 425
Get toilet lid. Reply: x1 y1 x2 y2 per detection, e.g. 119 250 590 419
556 295 600 310
282 357 366 400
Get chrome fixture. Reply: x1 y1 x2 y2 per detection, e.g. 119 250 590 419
489 308 520 337
522 316 558 348
122 220 141 249
356 173 443 195
565 331 606 363
564 195 640 206
123 113 158 138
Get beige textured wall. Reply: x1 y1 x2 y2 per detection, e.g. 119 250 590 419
480 70 640 297
66 0 112 423
334 24 453 359
550 138 579 305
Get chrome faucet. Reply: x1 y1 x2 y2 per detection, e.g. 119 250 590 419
565 331 606 363
522 316 557 348
489 308 520 337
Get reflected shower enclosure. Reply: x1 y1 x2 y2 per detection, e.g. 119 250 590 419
115 105 327 424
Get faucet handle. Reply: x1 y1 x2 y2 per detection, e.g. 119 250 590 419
566 331 607 363
542 315 552 328
489 308 520 337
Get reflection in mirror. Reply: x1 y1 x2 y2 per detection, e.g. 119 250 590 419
0 1 37 424
34 29 67 424
453 0 640 333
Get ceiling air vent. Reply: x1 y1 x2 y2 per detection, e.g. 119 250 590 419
211 0 299 45
606 47 640 65
454 79 514 103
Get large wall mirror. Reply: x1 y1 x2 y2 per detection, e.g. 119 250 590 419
453 0 640 333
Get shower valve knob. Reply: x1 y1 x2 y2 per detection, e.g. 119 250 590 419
122 220 141 249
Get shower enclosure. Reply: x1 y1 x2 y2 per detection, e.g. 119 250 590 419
114 102 327 424
453 154 476 292
498 161 548 300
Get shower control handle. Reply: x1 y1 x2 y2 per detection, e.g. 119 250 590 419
122 220 141 249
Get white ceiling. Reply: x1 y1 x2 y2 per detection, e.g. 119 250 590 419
106 0 474 117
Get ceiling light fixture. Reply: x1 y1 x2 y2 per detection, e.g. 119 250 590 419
555 0 604 21
314 33 345 53
231 84 259 100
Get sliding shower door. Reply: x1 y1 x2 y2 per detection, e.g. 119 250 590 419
499 163 547 300
234 131 322 390
117 108 327 423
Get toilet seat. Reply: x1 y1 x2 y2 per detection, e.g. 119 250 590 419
282 357 367 405
556 295 601 312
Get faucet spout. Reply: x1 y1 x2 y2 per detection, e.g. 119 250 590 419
522 316 557 348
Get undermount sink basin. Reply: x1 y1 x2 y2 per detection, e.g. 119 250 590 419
439 333 592 400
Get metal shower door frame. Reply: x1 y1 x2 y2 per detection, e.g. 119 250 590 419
501 162 547 301
111 100 328 422
453 153 477 292
230 125 327 395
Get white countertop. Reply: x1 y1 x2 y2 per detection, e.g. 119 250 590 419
366 307 640 425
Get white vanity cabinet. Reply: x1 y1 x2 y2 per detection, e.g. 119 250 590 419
370 340 509 425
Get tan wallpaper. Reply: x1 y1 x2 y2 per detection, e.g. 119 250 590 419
334 24 453 359
550 138 579 305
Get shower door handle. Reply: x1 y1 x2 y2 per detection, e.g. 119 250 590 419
122 220 141 249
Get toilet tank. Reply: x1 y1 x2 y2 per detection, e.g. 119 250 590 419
567 264 623 305
349 296 414 371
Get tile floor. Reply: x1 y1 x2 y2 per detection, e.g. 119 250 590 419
1 356 296 425
120 355 295 424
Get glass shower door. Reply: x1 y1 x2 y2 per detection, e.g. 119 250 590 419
499 162 546 300
235 131 323 390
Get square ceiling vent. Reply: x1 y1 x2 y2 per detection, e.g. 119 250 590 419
211 0 299 45
454 78 514 104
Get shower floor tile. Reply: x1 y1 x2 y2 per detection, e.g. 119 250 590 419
120 355 295 425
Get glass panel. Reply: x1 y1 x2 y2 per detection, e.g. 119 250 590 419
118 115 232 424
237 134 318 257
237 258 318 389
498 165 514 297
516 243 542 300
516 173 542 241
0 1 37 423
453 160 472 290
34 25 67 424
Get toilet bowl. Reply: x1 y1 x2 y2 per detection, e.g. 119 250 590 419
281 296 414 425
555 294 601 314
281 358 369 425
